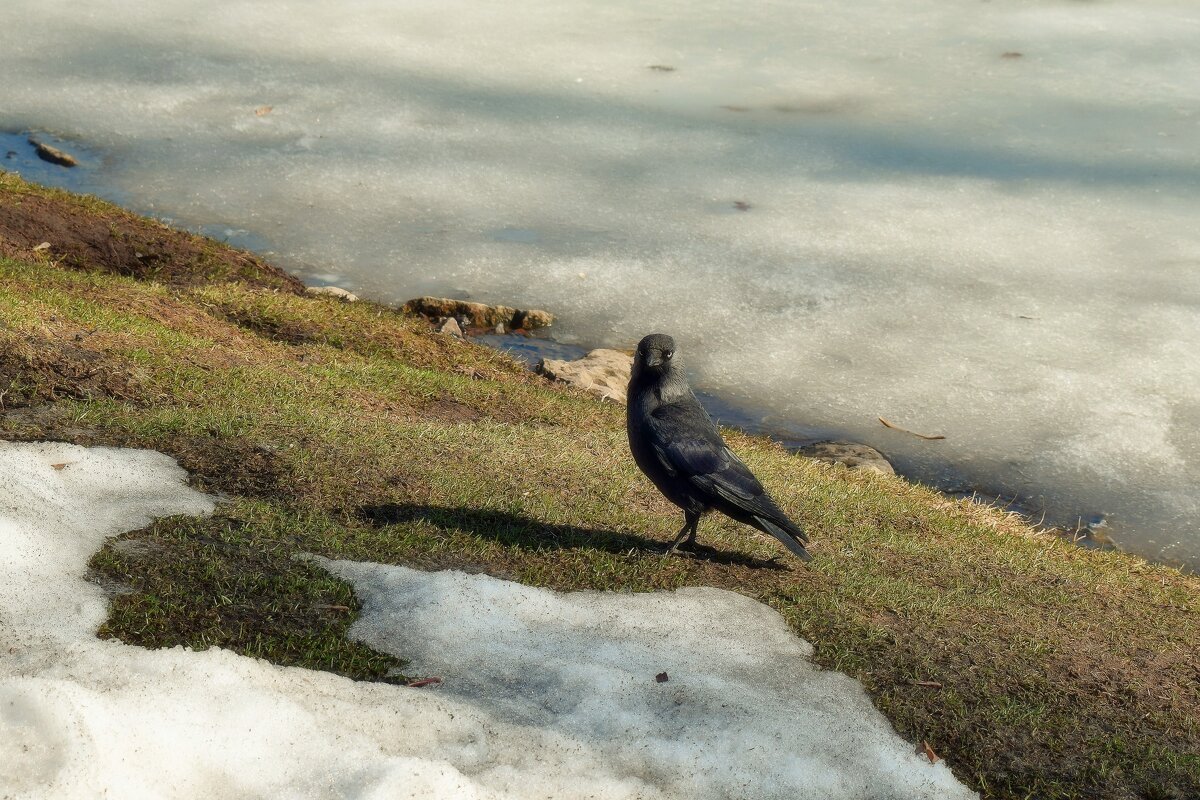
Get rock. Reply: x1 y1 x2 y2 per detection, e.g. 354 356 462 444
28 138 77 167
403 297 514 327
436 316 463 338
494 322 506 334
305 285 359 302
512 308 555 330
402 296 554 330
798 441 894 476
538 349 632 404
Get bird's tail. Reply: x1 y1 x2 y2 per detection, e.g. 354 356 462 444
753 514 812 562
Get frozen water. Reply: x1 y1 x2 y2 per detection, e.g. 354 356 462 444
0 440 973 798
1 1 1198 567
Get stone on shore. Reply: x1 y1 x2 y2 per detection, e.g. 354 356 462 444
402 296 555 330
29 138 78 167
305 285 359 302
512 308 554 330
799 441 894 475
538 349 632 403
436 316 463 338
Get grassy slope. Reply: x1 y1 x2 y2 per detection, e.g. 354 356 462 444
2 173 1198 800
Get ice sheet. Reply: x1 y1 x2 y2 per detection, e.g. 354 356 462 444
1 0 1197 566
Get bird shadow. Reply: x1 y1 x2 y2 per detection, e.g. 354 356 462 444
351 503 787 571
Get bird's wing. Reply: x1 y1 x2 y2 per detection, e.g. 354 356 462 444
647 401 766 503
648 401 810 553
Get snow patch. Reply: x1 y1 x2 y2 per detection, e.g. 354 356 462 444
0 442 973 798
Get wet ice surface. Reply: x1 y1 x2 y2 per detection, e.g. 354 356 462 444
1 0 1198 568
0 440 974 799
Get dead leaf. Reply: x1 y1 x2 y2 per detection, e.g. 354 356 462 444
733 201 752 211
407 677 443 688
33 242 51 251
878 417 945 440
50 463 70 471
255 105 273 116
921 740 941 763
1001 52 1024 59
908 680 943 689
656 671 669 683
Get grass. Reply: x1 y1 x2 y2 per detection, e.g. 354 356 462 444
2 170 1198 799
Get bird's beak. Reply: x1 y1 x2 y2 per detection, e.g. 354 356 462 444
644 353 663 368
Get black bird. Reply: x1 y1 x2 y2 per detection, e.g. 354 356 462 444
626 333 811 561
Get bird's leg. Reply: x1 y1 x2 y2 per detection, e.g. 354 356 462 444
663 511 700 556
682 512 699 547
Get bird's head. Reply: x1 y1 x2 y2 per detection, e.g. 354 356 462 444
633 333 678 377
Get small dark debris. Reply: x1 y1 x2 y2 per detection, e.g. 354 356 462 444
4 151 16 159
720 105 751 113
1001 52 1024 59
656 671 669 683
648 65 676 72
733 201 752 212
29 138 78 167
407 677 443 688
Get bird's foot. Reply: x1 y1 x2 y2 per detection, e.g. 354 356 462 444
663 540 719 559
661 539 696 557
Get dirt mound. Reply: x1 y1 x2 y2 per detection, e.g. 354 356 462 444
0 331 140 407
0 174 302 292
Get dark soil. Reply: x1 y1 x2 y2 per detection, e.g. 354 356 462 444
0 177 302 292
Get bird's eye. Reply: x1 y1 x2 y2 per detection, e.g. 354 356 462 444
663 350 674 360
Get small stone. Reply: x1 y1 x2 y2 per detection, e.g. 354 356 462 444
798 441 894 476
655 671 669 683
539 349 633 404
494 322 506 334
512 308 555 330
436 316 463 338
305 285 359 302
32 242 51 252
28 138 78 167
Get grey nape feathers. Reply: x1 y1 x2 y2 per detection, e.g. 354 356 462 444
626 333 811 561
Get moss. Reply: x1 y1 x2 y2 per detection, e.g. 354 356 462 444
2 171 1199 799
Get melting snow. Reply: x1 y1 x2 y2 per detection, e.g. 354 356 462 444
0 441 975 798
